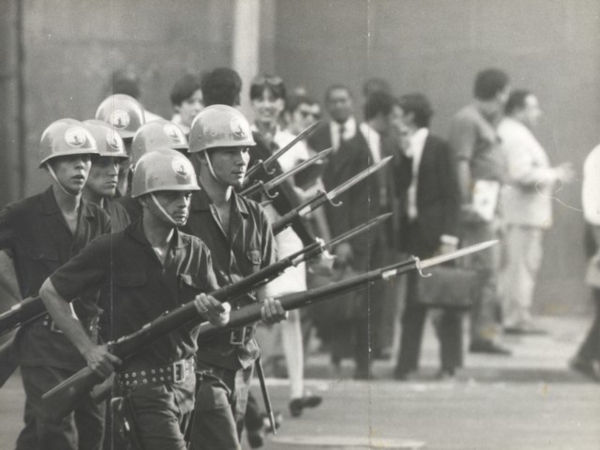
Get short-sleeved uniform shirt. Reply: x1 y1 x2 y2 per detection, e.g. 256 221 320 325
447 104 506 183
50 220 219 371
0 187 110 370
183 189 276 369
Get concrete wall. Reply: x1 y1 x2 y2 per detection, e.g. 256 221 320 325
272 0 600 312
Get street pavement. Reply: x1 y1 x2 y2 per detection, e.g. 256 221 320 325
0 316 598 449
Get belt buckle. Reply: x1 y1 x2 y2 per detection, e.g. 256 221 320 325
172 360 186 383
229 327 247 346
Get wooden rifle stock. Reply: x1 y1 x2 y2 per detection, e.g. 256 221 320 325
0 296 46 337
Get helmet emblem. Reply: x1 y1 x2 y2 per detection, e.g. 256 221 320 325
172 157 190 178
230 117 249 139
64 127 88 148
164 124 184 144
106 130 123 152
109 109 131 129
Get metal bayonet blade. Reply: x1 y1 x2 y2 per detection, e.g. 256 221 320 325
326 155 392 200
418 240 498 270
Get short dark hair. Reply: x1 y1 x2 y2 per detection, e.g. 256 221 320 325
170 73 202 106
249 74 286 101
364 91 394 121
473 68 509 101
397 93 434 128
505 89 531 115
201 68 242 107
362 77 392 97
324 84 353 103
285 94 318 114
111 69 141 99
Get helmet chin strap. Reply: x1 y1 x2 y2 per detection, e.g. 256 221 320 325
205 152 231 187
46 163 79 197
150 193 181 227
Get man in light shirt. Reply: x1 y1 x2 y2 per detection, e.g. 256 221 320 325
498 89 573 334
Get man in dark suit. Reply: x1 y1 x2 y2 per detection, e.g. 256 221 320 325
392 94 463 379
307 84 376 378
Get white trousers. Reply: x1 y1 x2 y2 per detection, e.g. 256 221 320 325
501 225 544 328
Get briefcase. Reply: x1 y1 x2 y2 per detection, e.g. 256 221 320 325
417 266 476 309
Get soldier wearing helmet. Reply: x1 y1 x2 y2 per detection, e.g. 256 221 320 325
96 94 146 196
39 148 229 450
115 120 190 223
0 119 111 450
83 119 131 232
184 105 286 450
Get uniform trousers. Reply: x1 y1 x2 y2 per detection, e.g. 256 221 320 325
461 220 502 344
16 365 105 450
501 225 543 328
123 375 195 450
190 363 253 450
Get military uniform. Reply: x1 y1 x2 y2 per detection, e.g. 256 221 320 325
183 188 276 449
49 219 219 450
0 186 110 450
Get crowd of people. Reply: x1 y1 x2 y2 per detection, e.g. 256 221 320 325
0 63 596 450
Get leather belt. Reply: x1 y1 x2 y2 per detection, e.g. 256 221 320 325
42 314 98 335
118 358 195 389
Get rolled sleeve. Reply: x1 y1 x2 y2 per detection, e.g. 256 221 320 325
50 235 110 302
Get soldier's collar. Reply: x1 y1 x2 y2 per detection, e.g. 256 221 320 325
191 188 249 217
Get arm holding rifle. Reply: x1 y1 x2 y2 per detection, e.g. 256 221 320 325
40 278 121 378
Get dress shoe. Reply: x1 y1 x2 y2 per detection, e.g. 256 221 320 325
289 394 323 417
469 340 512 355
569 357 600 382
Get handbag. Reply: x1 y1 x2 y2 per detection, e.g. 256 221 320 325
417 265 476 309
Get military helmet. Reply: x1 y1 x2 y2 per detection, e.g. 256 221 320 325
95 94 146 140
131 120 188 166
131 148 200 198
188 104 255 153
83 119 129 159
39 119 99 167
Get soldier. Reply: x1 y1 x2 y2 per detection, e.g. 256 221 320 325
82 119 132 232
0 119 109 450
184 104 287 449
39 149 228 450
95 93 146 196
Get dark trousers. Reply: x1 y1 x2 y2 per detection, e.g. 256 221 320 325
123 376 195 450
395 271 463 376
330 315 370 378
190 363 253 450
577 289 600 362
17 365 105 450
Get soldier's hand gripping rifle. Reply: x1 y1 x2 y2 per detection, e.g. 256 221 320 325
273 156 393 235
40 213 392 420
244 121 321 181
240 147 333 199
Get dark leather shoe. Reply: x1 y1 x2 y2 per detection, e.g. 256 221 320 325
289 394 323 417
469 340 512 355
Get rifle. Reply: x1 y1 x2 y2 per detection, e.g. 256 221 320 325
244 121 321 180
273 156 392 234
43 241 496 420
239 147 333 199
40 214 392 420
